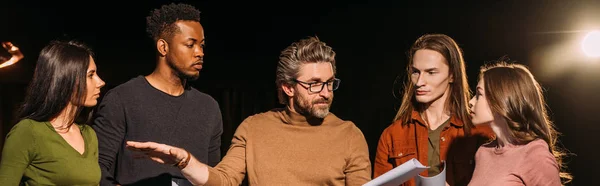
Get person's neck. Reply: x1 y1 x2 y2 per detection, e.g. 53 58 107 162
491 119 512 148
286 105 324 126
146 66 186 96
50 104 76 133
421 99 450 130
495 136 511 148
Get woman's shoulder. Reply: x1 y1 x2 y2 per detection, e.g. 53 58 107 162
10 119 46 132
517 139 561 184
514 139 557 169
6 119 49 140
522 139 553 157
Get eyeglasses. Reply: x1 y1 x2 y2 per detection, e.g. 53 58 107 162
293 78 341 93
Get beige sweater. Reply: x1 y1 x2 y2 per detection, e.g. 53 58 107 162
205 108 371 186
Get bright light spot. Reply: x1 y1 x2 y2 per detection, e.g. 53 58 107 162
0 42 24 69
582 31 600 57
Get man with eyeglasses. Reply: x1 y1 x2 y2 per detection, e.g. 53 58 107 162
125 36 372 186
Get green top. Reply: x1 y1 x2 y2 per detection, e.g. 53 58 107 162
427 118 450 176
0 119 100 186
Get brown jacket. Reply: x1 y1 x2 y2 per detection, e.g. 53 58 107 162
374 111 494 186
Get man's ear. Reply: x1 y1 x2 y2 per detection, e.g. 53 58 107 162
282 83 295 97
157 39 169 56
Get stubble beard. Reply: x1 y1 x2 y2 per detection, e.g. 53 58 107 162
167 56 199 81
293 93 332 119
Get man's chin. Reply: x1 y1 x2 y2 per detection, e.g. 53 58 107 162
182 73 200 81
311 108 330 119
415 97 431 104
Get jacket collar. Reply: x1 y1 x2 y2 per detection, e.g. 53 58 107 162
411 110 464 128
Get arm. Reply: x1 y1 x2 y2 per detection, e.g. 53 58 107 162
207 107 223 167
125 141 210 185
373 127 393 178
0 120 34 185
344 124 372 186
204 118 249 186
92 90 126 186
126 118 252 186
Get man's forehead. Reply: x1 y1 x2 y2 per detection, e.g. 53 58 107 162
173 21 204 39
296 62 334 80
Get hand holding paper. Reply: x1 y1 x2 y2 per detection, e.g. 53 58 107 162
363 158 428 186
363 159 447 186
415 161 446 186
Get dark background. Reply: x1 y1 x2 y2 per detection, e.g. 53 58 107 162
1 0 598 185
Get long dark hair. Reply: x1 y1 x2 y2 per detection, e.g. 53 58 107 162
394 34 473 133
18 40 95 127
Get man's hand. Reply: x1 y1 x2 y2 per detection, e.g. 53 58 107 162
126 141 209 185
126 141 188 166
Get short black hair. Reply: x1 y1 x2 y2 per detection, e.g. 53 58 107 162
146 3 201 41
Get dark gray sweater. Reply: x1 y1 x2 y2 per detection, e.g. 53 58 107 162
92 76 222 186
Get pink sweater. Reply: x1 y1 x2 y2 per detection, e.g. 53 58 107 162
468 139 561 186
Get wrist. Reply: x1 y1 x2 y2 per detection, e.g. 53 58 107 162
173 150 191 169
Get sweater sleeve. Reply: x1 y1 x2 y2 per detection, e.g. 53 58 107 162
373 126 393 178
204 117 251 186
92 90 126 186
344 123 372 186
519 140 561 186
0 120 35 185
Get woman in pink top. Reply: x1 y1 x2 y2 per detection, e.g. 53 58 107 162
467 61 571 186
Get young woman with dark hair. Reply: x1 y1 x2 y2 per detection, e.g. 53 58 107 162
0 39 105 185
468 61 571 185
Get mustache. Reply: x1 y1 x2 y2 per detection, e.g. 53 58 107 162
192 57 204 65
312 98 330 104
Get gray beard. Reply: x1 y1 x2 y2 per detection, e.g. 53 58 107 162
293 95 330 119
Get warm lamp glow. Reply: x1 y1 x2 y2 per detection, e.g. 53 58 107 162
0 42 24 69
582 31 600 58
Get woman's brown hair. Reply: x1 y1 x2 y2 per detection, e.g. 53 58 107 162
480 61 572 184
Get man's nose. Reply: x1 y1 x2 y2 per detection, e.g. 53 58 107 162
415 74 426 87
318 86 331 98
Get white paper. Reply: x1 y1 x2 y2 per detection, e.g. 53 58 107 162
363 158 429 186
415 161 446 186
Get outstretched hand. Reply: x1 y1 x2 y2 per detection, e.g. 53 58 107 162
128 141 210 185
126 141 188 165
